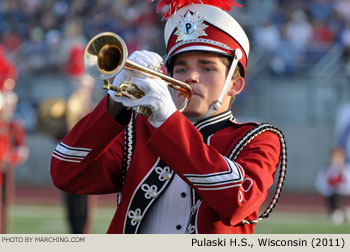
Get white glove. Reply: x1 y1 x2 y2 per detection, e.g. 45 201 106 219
127 50 163 72
117 76 177 128
108 50 163 102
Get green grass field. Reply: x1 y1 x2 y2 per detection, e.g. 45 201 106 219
254 212 350 234
6 204 350 234
8 204 112 234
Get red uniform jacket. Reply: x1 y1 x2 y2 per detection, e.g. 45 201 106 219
0 121 9 186
0 119 26 186
7 121 27 167
50 95 284 234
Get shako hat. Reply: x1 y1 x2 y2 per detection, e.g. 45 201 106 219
149 0 250 76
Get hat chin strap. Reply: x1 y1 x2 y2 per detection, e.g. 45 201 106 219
188 49 243 123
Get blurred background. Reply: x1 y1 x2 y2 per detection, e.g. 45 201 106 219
0 0 350 233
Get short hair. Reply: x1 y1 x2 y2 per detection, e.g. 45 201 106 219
220 55 242 107
219 55 242 79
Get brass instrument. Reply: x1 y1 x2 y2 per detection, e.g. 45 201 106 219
84 32 192 116
37 98 67 139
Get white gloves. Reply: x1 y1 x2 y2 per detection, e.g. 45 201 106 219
108 50 163 101
120 77 177 128
108 50 177 128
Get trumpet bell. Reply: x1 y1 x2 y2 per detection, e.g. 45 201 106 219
84 32 127 80
83 32 192 116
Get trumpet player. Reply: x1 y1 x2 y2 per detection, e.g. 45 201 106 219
50 0 286 234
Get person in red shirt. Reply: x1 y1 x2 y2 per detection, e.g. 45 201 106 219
0 45 28 233
50 0 287 234
0 90 28 233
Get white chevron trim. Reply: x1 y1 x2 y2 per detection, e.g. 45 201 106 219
55 142 90 158
184 156 243 187
60 142 91 151
52 153 82 163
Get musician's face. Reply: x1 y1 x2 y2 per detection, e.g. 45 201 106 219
172 51 244 118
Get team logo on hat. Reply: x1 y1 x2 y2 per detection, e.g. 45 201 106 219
174 11 208 42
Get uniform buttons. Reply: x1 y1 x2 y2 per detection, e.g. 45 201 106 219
176 225 182 230
180 192 187 198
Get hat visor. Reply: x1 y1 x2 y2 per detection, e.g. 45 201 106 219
165 45 231 64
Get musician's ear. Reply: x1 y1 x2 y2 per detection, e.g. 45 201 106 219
228 76 244 97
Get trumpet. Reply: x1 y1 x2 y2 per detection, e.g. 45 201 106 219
84 32 192 116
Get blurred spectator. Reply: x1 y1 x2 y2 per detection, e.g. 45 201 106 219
65 45 85 79
334 0 350 22
59 19 87 96
307 0 333 21
253 19 281 53
339 111 350 164
306 18 335 63
1 29 22 52
0 0 349 78
59 19 87 66
310 18 334 45
334 102 350 162
339 22 350 76
315 148 350 225
269 24 301 75
45 29 63 72
285 9 313 52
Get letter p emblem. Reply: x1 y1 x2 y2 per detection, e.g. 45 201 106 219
185 23 194 34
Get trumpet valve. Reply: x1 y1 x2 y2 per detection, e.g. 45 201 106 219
136 107 152 117
115 80 144 99
103 80 112 90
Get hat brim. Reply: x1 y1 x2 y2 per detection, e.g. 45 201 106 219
165 45 231 63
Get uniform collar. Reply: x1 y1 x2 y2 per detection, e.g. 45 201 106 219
193 110 235 142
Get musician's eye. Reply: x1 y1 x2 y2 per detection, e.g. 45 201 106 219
203 67 214 72
174 68 186 74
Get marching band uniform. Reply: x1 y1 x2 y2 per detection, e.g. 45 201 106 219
51 0 287 234
1 44 28 233
0 117 7 233
0 118 27 233
0 91 28 234
0 118 9 188
51 96 284 233
3 120 27 168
